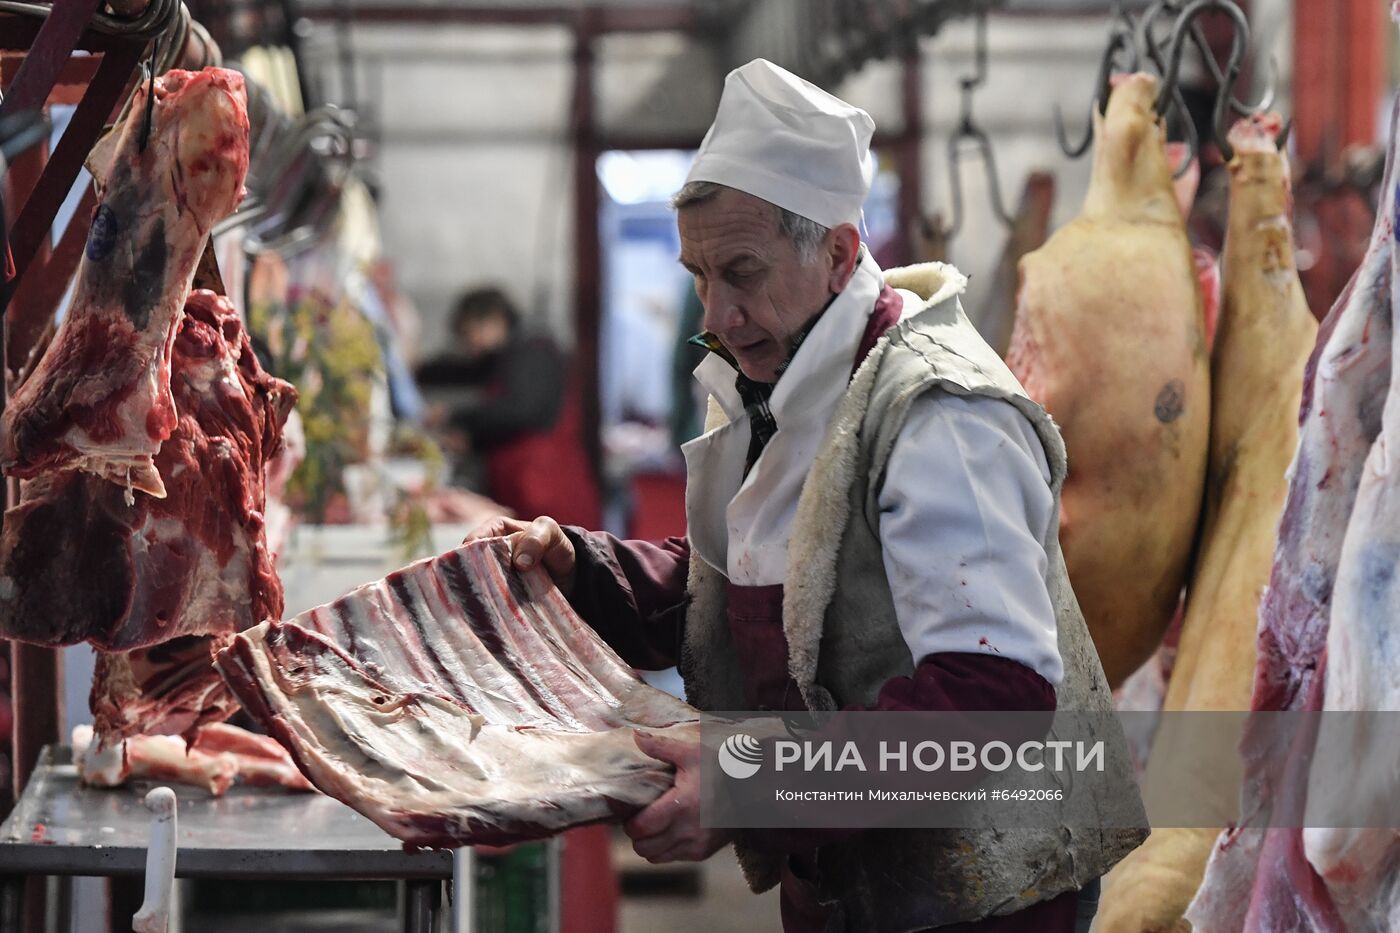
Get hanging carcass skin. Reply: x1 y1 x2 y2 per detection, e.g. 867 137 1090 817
1006 73 1210 687
1093 114 1317 933
0 68 250 498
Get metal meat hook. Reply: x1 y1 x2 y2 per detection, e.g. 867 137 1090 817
1053 21 1139 160
1140 0 1278 118
1157 0 1279 162
946 12 1014 236
137 37 160 153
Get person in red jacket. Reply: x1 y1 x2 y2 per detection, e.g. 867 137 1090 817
417 287 600 528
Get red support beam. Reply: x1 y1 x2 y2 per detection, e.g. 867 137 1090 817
895 48 924 268
1 53 102 105
0 0 101 116
1 41 143 329
572 12 603 482
1294 0 1385 167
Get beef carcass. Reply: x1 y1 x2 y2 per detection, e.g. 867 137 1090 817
2 290 293 748
1094 114 1318 932
74 723 313 795
1299 132 1400 932
0 290 295 657
1186 94 1400 933
1006 73 1210 687
216 539 700 847
0 68 250 497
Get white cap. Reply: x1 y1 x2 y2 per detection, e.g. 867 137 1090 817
684 59 876 229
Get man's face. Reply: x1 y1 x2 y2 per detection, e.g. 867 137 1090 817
678 187 834 382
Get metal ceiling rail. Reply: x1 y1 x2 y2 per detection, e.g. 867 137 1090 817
725 0 1004 89
299 3 711 34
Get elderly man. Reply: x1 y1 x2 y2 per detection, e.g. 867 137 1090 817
474 60 1141 932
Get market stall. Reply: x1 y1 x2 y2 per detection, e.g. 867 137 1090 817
2 0 1398 931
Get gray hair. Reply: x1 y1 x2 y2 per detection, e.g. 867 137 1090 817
671 181 830 264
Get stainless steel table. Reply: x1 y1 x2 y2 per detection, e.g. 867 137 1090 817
0 745 452 932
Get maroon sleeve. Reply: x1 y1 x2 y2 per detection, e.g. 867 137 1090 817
852 652 1056 713
743 652 1057 855
561 526 690 671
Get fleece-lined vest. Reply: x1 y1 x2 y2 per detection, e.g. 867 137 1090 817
678 262 1147 931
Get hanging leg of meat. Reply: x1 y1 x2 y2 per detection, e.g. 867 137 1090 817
974 172 1054 356
0 68 250 497
216 539 701 847
1094 114 1318 933
1187 91 1400 933
1006 73 1210 687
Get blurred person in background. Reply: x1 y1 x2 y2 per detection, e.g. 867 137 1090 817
417 286 600 527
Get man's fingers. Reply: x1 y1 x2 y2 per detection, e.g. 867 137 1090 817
624 792 681 841
513 517 560 569
462 517 529 544
633 730 691 768
634 837 691 865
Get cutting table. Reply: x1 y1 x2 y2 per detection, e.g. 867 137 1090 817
0 745 455 931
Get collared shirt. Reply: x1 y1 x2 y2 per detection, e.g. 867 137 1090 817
680 252 1063 685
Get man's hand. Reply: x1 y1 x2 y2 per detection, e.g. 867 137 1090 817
624 728 733 864
465 516 577 597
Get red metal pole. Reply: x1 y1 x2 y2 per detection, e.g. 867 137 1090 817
1291 0 1387 317
1 41 143 326
573 13 603 482
0 0 100 118
895 48 924 269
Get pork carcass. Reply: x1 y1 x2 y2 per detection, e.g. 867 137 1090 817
75 722 313 796
1006 73 1210 687
1094 114 1318 932
1186 94 1399 933
216 539 700 847
0 68 250 498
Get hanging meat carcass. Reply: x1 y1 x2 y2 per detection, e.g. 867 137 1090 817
1186 86 1400 933
217 539 701 846
973 172 1055 356
1006 73 1210 687
1 289 294 747
1093 114 1318 932
0 290 294 654
0 68 250 498
1297 107 1400 933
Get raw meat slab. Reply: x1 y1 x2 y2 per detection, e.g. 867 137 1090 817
218 540 700 847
